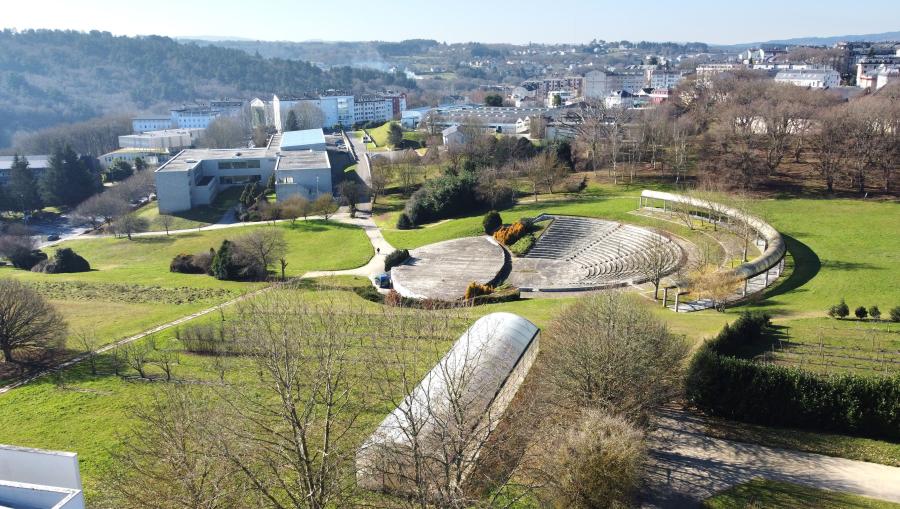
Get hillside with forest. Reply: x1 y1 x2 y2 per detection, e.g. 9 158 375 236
0 29 416 148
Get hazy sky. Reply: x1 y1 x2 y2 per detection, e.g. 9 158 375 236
4 0 899 45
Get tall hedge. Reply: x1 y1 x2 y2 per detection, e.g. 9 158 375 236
685 313 900 440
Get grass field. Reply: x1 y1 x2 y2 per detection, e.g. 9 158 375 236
134 186 243 231
703 479 900 508
0 220 372 350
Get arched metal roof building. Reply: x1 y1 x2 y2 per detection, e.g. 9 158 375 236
357 312 540 494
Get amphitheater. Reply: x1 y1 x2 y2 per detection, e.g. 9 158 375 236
389 190 787 310
508 215 684 291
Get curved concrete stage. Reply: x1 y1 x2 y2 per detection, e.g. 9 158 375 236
391 236 506 301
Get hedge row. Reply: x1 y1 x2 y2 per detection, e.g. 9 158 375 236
685 312 900 441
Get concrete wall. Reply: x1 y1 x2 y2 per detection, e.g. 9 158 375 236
276 167 332 199
640 190 786 281
155 169 194 213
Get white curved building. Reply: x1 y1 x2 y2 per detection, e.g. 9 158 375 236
357 312 540 494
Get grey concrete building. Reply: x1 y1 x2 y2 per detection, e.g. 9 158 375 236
154 128 332 213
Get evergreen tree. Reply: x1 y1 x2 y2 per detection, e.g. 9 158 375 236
284 110 300 131
211 240 236 280
8 154 42 213
39 145 100 207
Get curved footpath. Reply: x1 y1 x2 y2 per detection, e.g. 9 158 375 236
642 407 900 507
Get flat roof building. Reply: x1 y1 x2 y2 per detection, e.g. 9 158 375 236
154 128 332 213
0 155 50 186
0 444 84 509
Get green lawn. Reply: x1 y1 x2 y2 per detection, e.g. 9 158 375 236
134 186 243 231
0 221 372 351
366 121 394 147
704 478 900 508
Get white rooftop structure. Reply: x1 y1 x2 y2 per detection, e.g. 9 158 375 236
357 312 540 495
0 444 84 509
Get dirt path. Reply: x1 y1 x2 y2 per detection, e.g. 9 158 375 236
641 407 900 507
0 286 273 396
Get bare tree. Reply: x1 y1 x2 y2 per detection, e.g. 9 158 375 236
337 180 362 213
810 106 848 193
233 228 287 278
73 192 129 227
213 296 364 509
153 349 180 382
636 234 677 301
290 103 326 130
108 386 248 508
114 213 149 240
540 292 688 423
74 327 101 375
0 279 67 363
369 158 392 204
198 117 245 149
561 100 608 173
313 194 339 220
122 341 152 378
158 214 175 235
280 195 310 225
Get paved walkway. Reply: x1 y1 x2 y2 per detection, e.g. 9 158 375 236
301 208 395 280
642 407 900 507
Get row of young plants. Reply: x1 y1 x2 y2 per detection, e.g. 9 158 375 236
827 298 900 322
685 312 900 441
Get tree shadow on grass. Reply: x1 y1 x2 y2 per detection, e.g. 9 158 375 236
764 234 820 300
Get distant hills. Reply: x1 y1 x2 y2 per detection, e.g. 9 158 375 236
0 30 414 148
721 31 900 48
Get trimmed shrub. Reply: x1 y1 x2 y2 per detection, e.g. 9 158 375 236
685 312 900 440
834 298 849 319
32 248 90 273
384 249 410 272
471 285 520 305
9 249 47 270
483 210 502 234
493 221 527 246
855 306 868 319
396 212 414 230
869 306 881 320
542 410 646 509
170 253 208 274
464 281 493 300
211 240 239 280
509 234 535 257
891 306 900 323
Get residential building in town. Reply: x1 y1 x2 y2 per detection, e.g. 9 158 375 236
118 129 202 151
154 128 332 213
441 125 467 147
696 63 745 82
648 70 685 90
583 70 646 98
856 57 900 89
265 92 406 131
604 90 635 108
774 68 840 88
0 155 50 186
0 444 84 509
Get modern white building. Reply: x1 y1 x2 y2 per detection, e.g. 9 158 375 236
268 93 406 131
154 128 332 213
118 129 202 151
774 69 840 89
99 148 169 169
132 115 173 133
0 444 84 509
0 155 50 186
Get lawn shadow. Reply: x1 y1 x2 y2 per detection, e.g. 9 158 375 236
763 234 820 300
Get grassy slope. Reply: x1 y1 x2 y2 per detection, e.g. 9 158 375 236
134 186 243 232
0 220 372 349
704 479 900 509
